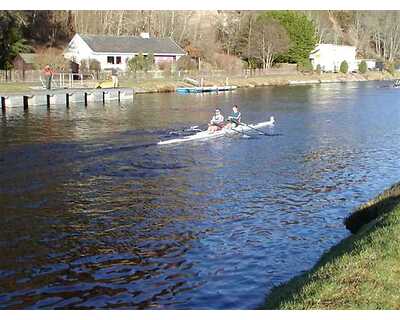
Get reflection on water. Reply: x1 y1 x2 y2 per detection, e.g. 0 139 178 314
1 82 400 309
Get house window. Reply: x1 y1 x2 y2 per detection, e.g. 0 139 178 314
107 56 115 64
116 56 122 64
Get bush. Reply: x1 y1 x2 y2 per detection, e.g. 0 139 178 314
80 58 100 73
127 52 154 72
176 55 198 70
158 61 172 71
359 60 367 74
385 62 395 75
158 61 172 77
340 60 349 73
297 59 313 72
214 53 244 74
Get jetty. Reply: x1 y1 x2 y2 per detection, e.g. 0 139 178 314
176 85 237 94
0 88 134 112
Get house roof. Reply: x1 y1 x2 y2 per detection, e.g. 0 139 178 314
17 53 37 64
79 34 186 55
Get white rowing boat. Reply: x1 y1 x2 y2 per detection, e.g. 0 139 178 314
158 116 275 145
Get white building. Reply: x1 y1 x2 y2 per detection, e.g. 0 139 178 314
64 33 186 72
309 44 357 72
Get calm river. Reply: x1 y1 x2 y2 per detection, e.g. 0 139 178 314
1 82 400 309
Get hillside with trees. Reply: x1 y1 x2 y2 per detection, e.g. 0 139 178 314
1 10 400 71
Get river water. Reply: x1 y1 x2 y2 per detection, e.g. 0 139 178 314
1 82 400 309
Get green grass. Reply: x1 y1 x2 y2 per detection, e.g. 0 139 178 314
0 82 39 93
0 71 397 95
264 183 400 309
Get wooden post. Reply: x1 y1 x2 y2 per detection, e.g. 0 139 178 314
46 95 51 109
84 92 88 107
103 91 106 105
66 93 69 108
118 90 121 103
23 96 29 110
1 97 6 111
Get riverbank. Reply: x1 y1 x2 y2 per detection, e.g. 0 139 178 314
1 71 397 95
124 71 398 94
264 182 400 309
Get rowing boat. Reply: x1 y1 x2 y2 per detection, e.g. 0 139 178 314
158 117 275 145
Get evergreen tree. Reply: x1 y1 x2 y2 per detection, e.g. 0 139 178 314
359 60 367 74
0 11 32 69
263 11 317 64
340 60 349 73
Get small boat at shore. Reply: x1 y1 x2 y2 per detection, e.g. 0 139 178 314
176 85 237 94
158 117 275 145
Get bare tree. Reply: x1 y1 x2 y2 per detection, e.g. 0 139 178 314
249 16 290 69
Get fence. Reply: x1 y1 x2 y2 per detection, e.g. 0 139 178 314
0 70 43 82
42 73 95 89
109 67 299 82
0 66 299 87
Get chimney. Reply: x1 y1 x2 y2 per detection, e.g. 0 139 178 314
140 32 150 39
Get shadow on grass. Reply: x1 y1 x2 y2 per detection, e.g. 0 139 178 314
263 182 400 310
345 182 400 233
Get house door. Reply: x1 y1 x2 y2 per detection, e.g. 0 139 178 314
70 61 79 73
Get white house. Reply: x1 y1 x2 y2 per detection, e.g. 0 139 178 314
309 44 357 72
64 33 186 72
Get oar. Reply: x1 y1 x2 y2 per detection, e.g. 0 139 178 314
169 125 202 136
230 126 250 138
236 121 269 135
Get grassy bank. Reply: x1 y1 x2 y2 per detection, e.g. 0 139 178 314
264 182 400 309
0 82 38 93
0 71 397 95
123 71 397 94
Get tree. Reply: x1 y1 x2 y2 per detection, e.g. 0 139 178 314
127 52 154 72
21 11 75 46
359 60 367 73
34 48 70 71
80 58 101 78
264 11 317 64
248 14 290 69
340 60 349 73
176 56 197 70
0 11 32 70
214 53 244 74
128 53 145 72
145 52 154 71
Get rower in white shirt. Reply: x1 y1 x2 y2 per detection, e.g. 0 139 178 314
207 108 225 133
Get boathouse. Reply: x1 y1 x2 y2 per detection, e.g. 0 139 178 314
309 44 357 72
13 53 38 71
63 33 186 72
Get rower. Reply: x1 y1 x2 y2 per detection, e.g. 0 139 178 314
208 108 225 133
225 105 242 129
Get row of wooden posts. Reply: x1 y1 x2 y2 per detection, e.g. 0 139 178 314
1 90 128 112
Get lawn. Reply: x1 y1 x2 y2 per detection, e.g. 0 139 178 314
264 182 400 309
0 82 41 94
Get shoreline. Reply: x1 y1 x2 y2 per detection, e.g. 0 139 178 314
0 71 397 96
263 182 400 309
129 71 397 94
